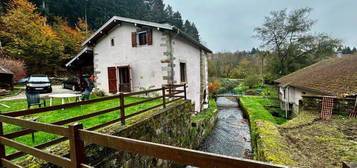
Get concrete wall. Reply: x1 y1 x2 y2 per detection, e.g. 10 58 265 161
92 23 205 112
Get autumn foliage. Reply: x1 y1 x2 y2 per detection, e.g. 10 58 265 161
0 0 88 76
208 81 221 95
0 57 27 80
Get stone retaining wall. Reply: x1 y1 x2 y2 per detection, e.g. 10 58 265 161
301 96 355 116
17 100 217 168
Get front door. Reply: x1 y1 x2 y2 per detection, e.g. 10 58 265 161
118 66 131 92
107 67 118 93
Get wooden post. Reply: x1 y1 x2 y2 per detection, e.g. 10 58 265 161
120 93 125 125
162 87 166 108
0 122 5 167
69 123 85 168
184 84 187 100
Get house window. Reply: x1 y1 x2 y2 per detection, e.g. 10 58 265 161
138 31 147 45
180 62 187 83
111 38 115 46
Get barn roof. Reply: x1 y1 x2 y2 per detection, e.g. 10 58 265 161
82 16 212 53
0 66 13 75
275 54 357 97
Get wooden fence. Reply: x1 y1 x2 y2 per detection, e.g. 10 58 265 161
0 84 286 168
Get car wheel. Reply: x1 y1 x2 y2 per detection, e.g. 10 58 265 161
72 85 76 91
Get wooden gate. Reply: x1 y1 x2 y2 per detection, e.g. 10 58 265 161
107 67 117 93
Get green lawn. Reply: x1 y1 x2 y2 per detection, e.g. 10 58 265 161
0 96 162 155
192 98 217 122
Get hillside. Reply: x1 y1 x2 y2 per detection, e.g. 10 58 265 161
25 0 200 41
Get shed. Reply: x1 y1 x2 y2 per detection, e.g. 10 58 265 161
0 66 14 90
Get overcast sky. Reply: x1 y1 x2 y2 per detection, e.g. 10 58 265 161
163 0 357 53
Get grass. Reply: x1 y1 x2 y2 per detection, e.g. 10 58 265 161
278 112 357 167
0 95 162 155
192 98 217 122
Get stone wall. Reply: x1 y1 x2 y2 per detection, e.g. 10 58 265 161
17 100 217 168
301 96 355 116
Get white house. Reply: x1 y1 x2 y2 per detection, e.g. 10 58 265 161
275 54 357 114
66 16 212 112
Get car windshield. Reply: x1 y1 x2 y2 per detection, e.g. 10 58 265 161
29 77 50 82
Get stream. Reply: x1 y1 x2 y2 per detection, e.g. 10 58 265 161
187 97 252 167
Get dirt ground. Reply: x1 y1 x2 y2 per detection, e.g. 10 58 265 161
279 111 357 168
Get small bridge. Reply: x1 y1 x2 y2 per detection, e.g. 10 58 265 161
215 94 242 97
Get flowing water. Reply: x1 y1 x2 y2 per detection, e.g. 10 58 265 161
199 97 252 158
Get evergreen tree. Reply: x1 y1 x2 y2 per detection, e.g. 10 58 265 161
171 11 183 29
352 47 357 54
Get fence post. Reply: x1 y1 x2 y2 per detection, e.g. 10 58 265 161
0 121 5 166
184 84 187 100
69 123 85 168
162 87 166 108
120 93 126 125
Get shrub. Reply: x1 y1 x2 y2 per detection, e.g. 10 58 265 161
92 90 106 97
243 75 261 89
208 80 221 95
0 57 27 80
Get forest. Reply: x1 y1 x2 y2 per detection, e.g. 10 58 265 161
0 0 200 77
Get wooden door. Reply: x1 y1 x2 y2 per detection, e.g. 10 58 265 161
118 66 131 92
107 67 117 93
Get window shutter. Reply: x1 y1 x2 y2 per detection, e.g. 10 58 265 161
147 30 153 45
131 32 137 47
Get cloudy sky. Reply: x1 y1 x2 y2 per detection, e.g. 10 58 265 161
163 0 357 53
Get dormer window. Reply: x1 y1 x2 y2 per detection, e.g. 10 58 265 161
138 31 147 45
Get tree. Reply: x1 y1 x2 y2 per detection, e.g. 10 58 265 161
0 0 64 75
255 8 340 76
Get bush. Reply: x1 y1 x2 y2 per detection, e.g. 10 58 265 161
92 90 106 97
243 75 261 89
0 57 27 81
208 81 221 95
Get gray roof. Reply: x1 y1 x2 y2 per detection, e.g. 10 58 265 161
82 16 212 53
0 66 13 75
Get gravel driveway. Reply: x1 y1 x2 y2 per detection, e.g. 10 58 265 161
0 85 80 101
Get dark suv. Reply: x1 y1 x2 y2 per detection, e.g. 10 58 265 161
26 74 52 93
63 77 82 91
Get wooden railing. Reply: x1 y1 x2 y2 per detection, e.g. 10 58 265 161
0 84 286 168
0 84 186 161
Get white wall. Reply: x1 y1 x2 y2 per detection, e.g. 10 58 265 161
92 23 205 112
172 36 202 112
279 86 304 105
93 23 166 93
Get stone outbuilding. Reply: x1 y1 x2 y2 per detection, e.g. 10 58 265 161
66 16 212 112
275 54 357 114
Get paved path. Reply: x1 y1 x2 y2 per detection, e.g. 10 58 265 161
0 85 79 101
